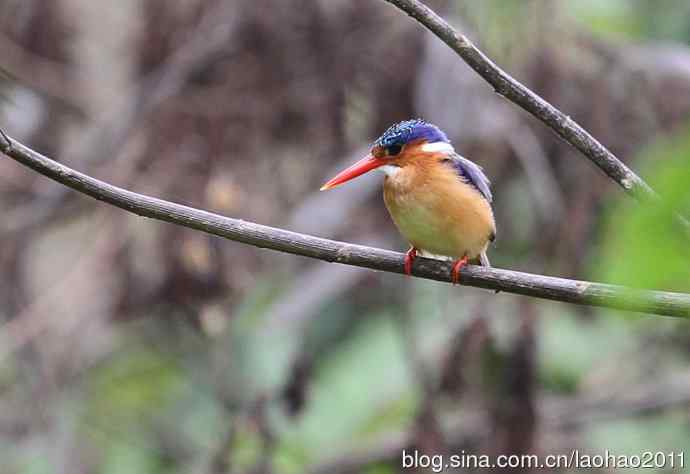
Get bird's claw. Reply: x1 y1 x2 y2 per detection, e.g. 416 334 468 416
404 247 417 276
451 255 469 285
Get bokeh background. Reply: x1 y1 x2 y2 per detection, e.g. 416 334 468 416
1 0 690 472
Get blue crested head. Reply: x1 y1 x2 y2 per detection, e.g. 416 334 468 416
374 119 449 148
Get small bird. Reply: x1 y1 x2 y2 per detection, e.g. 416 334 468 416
320 119 495 284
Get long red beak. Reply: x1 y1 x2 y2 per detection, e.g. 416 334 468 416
320 155 385 191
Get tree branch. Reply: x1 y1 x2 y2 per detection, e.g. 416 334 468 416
1 132 689 318
382 0 690 232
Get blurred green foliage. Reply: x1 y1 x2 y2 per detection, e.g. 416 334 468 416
65 289 690 473
598 128 690 293
569 0 690 41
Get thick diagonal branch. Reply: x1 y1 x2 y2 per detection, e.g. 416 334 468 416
1 132 689 318
382 0 690 232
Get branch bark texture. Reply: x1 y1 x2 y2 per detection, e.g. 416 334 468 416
1 132 689 318
382 0 690 231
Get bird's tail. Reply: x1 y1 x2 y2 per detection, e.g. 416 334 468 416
479 251 500 293
479 251 491 267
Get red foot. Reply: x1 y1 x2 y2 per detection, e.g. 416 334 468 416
404 247 417 276
451 255 469 285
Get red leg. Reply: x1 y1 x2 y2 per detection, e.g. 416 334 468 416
404 247 418 276
451 255 469 285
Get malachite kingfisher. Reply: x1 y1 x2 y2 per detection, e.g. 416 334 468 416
320 119 496 284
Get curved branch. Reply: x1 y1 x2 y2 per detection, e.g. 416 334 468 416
1 132 689 318
382 0 690 232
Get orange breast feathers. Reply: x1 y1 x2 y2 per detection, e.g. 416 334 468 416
382 152 495 261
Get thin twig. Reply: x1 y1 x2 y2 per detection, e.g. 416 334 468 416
381 0 690 232
1 132 689 318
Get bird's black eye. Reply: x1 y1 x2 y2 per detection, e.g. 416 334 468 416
386 144 402 156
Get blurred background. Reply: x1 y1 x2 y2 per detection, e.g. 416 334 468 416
1 0 690 472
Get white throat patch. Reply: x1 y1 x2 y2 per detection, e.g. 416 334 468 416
421 142 455 154
378 165 401 177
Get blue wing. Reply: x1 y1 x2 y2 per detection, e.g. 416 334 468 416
446 153 493 203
